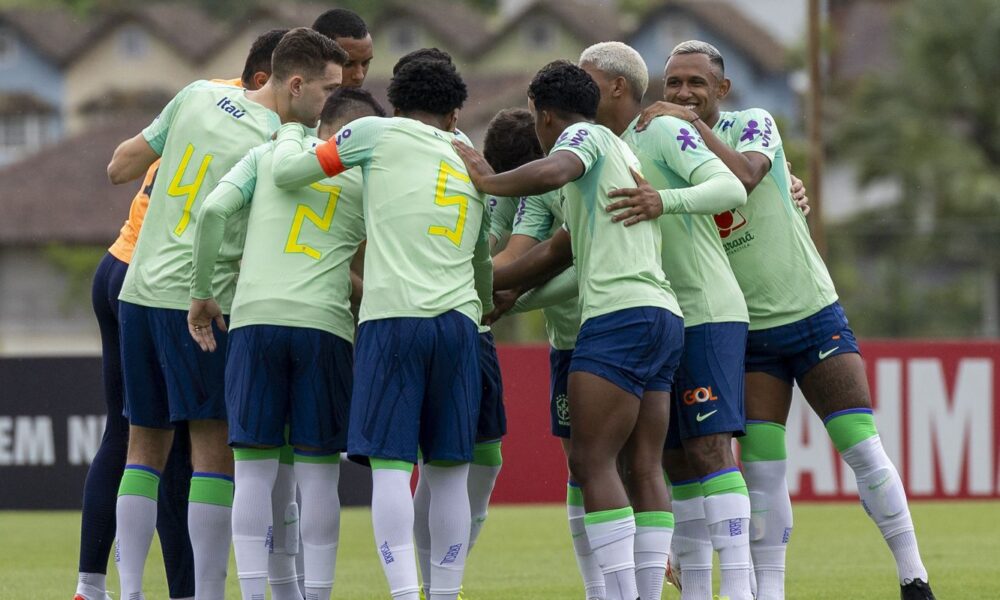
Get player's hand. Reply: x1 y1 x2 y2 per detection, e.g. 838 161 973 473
606 168 663 226
452 139 495 189
485 288 522 325
788 161 810 216
188 298 227 352
636 101 699 132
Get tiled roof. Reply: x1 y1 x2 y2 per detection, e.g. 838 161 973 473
372 0 490 56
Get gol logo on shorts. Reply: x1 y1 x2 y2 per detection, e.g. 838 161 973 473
683 386 718 405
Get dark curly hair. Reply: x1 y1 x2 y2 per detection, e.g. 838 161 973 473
241 28 288 87
312 8 368 40
528 60 599 120
387 59 467 115
392 47 453 75
483 108 544 173
321 87 386 127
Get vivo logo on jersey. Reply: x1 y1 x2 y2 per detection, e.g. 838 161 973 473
566 129 589 147
216 97 246 119
336 128 352 145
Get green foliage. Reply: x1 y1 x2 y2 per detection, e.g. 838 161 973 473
42 244 105 315
830 0 1000 337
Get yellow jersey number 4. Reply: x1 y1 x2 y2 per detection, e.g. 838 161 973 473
168 143 213 236
427 160 471 247
284 182 342 260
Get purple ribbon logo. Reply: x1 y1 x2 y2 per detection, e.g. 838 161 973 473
677 128 697 151
740 120 761 142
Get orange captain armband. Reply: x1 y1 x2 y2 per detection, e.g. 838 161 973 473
316 139 345 177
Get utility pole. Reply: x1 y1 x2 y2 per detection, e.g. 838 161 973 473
808 0 827 257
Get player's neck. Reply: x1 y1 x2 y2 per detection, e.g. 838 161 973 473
397 110 452 131
704 109 722 128
606 100 643 136
245 80 280 115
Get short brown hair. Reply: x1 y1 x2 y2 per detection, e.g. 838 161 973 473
271 27 348 82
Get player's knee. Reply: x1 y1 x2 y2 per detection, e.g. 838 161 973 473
125 425 174 470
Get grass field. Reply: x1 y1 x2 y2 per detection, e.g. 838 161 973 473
1 501 994 599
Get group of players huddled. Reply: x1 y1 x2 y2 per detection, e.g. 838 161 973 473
72 7 936 600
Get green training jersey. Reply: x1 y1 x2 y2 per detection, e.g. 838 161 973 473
272 116 492 325
713 109 838 329
488 195 518 253
623 115 749 327
511 189 581 350
550 122 681 323
192 138 364 342
120 80 279 312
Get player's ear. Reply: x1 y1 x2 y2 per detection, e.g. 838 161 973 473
252 71 269 90
445 109 459 132
289 75 304 97
717 77 732 100
614 75 627 99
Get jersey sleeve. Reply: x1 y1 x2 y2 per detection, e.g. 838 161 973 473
512 193 555 241
732 108 782 164
549 122 601 176
218 144 264 203
489 196 517 246
141 80 205 156
646 115 717 181
454 128 475 148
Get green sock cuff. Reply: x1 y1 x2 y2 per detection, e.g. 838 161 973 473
189 474 234 507
671 481 704 502
635 511 674 529
825 411 878 452
741 421 788 462
370 458 414 472
472 441 503 467
118 467 160 500
233 447 281 461
584 506 634 526
566 484 585 507
293 451 341 464
702 470 749 497
279 443 295 466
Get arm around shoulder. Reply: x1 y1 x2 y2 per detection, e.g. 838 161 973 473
108 133 160 185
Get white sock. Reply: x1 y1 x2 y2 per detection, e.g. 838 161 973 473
188 473 234 600
841 435 928 584
268 462 302 600
413 464 432 596
295 458 341 600
76 572 107 600
634 512 673 600
585 509 638 600
567 484 606 599
743 460 792 600
295 483 305 598
115 468 159 600
232 457 278 600
704 490 752 600
467 462 501 551
371 466 420 599
671 491 713 600
424 463 472 600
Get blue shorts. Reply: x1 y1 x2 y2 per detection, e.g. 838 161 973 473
119 301 227 429
746 302 860 385
666 322 748 449
349 311 481 463
570 307 685 398
476 331 507 441
225 325 352 451
549 347 573 439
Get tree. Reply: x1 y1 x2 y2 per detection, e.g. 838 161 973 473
830 0 1000 337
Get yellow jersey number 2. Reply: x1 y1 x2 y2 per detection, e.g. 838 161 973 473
168 143 213 236
284 183 342 260
427 160 471 247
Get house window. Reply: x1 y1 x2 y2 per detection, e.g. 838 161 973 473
118 24 149 59
0 29 17 67
389 23 418 53
0 116 27 148
524 17 555 50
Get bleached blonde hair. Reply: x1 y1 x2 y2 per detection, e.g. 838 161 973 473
670 40 726 77
579 41 649 103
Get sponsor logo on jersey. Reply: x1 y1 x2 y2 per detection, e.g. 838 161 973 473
683 386 718 405
440 543 463 565
714 209 748 239
565 128 590 148
216 96 246 119
380 541 394 564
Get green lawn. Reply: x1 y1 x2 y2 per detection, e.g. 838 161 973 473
0 501 993 599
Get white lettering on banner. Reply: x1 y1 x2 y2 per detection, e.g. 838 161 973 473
786 390 839 496
908 358 993 495
0 416 11 464
14 416 55 465
68 415 105 465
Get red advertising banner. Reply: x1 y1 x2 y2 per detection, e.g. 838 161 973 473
490 341 1000 503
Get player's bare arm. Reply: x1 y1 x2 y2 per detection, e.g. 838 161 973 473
638 100 771 193
107 133 160 185
491 226 573 301
492 233 541 269
452 140 584 197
